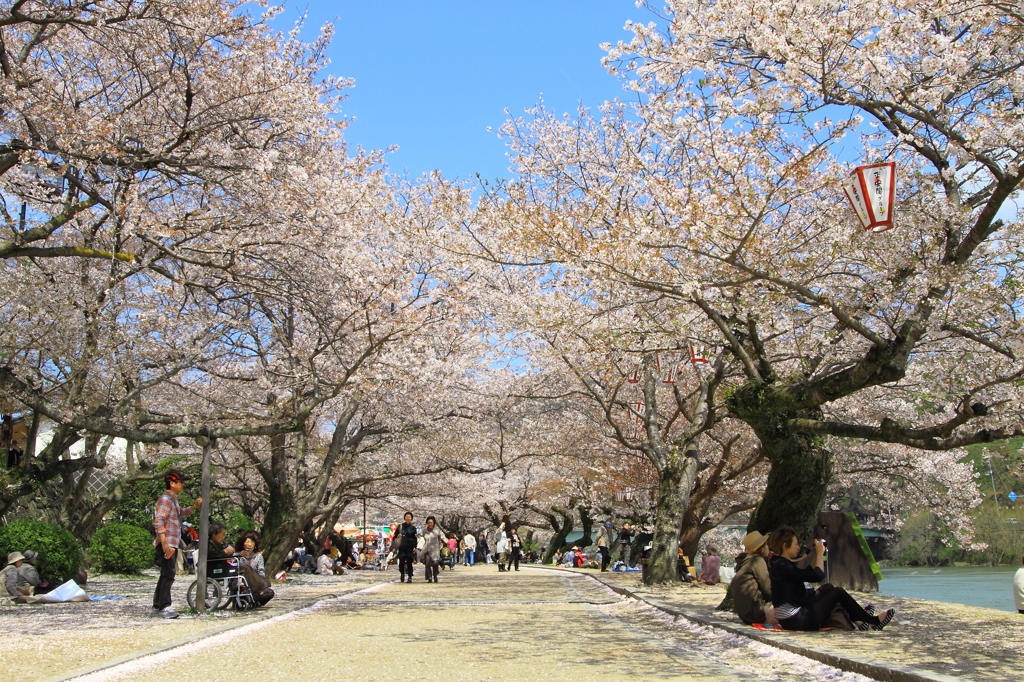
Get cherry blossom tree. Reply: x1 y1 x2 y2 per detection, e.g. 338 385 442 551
477 0 1024 542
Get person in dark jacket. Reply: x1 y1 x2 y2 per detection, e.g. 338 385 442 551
617 522 634 568
730 531 775 625
768 526 893 631
506 527 523 571
395 512 418 582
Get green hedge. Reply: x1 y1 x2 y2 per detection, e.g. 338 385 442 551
0 519 82 582
89 523 154 573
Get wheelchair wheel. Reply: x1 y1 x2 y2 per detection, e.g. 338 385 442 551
186 579 223 610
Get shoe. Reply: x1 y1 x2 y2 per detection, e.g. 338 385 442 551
156 608 179 619
856 621 871 631
871 609 895 631
864 604 876 616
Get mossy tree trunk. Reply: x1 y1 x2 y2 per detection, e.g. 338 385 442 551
726 382 833 540
644 457 699 584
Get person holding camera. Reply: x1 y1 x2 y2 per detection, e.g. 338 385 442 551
768 526 894 631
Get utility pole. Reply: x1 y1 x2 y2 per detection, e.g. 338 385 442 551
196 429 215 613
988 458 999 513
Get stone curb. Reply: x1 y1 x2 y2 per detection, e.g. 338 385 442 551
532 566 965 682
48 578 398 682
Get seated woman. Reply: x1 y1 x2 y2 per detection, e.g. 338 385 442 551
235 531 266 578
768 527 893 631
731 531 776 625
208 523 274 606
698 545 721 584
316 548 335 576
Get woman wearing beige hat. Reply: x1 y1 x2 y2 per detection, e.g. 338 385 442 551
730 531 776 625
1 552 30 602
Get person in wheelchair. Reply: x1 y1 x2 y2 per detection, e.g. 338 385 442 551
208 522 274 607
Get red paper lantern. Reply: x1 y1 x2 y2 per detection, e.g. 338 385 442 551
843 162 896 232
656 351 681 384
689 346 709 364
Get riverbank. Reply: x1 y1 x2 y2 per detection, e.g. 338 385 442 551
877 566 1019 613
555 566 1022 682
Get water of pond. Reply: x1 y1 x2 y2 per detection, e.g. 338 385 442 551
876 565 1021 612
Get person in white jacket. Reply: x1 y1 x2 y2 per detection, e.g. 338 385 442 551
462 532 477 566
494 522 509 572
1014 556 1024 614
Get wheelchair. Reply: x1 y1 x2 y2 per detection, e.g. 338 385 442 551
186 557 256 610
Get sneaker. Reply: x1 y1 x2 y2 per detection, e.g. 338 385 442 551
871 609 895 631
154 608 179 619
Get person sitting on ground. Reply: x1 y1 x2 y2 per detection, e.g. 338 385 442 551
698 545 721 584
731 531 777 625
298 547 317 574
677 549 694 582
769 526 894 632
16 550 46 594
316 548 335 576
1 551 30 602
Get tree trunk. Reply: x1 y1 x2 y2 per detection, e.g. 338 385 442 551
643 458 699 585
678 517 706 563
542 509 574 563
578 506 594 548
729 385 831 540
261 480 300 573
746 431 831 541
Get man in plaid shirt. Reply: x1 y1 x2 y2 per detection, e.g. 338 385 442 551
152 470 201 618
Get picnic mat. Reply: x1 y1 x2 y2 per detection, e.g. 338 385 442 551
25 579 126 604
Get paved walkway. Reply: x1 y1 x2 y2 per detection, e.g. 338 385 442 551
1 569 395 681
58 566 870 682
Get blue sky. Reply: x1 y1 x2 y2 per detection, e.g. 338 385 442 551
275 2 651 182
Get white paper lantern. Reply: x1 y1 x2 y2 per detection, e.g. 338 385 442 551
843 162 896 232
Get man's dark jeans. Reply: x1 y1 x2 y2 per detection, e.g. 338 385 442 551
153 546 177 610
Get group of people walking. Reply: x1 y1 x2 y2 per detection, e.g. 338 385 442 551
731 527 895 632
391 512 528 581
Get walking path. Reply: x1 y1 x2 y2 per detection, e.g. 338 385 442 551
4 564 1017 681
39 566 875 682
568 567 1022 682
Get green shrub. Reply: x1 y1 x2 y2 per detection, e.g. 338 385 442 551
0 519 82 582
89 523 154 573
